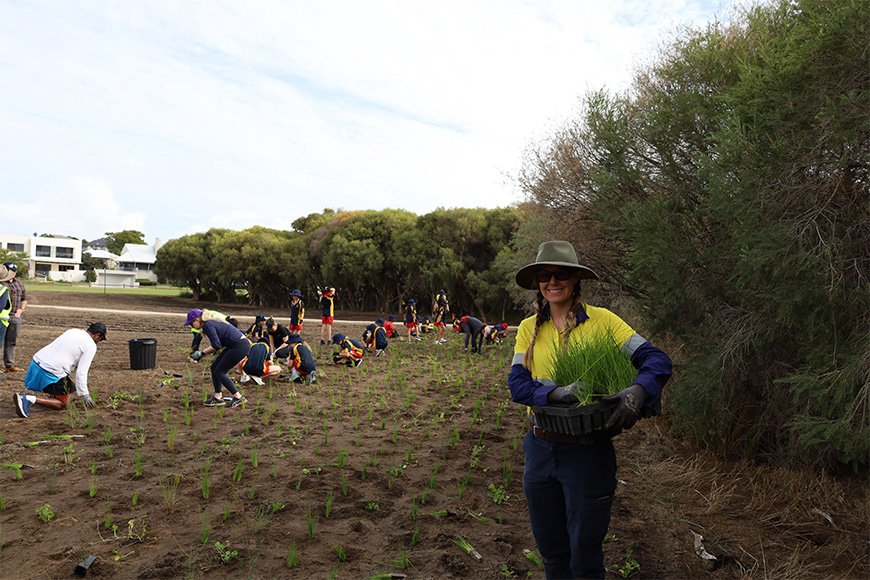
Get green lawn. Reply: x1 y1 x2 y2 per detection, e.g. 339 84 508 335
23 281 190 296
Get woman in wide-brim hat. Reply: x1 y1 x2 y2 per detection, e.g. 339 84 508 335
507 240 673 580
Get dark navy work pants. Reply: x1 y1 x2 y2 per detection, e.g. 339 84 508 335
522 431 617 579
211 338 251 396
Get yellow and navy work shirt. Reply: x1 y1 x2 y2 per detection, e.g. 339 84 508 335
508 303 671 410
290 299 305 326
320 293 334 317
404 303 416 324
242 342 272 376
374 323 388 349
339 337 364 358
434 294 449 321
245 322 267 342
0 285 10 328
290 343 316 373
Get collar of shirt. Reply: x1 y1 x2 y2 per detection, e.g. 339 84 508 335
540 302 590 324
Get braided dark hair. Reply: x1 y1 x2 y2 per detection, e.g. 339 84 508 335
522 291 546 370
522 283 583 370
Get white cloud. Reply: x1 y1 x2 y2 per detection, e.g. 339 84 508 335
0 0 737 243
7 177 146 241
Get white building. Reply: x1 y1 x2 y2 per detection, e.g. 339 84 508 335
0 233 83 280
1 233 163 286
115 239 162 283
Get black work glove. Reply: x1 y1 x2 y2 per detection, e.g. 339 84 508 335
604 384 646 430
547 381 582 405
81 394 96 408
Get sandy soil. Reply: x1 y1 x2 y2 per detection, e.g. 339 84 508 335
0 291 865 580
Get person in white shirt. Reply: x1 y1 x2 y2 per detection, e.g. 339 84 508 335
13 322 106 418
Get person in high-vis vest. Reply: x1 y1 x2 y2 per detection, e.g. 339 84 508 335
2 261 27 372
508 241 672 580
190 309 237 353
0 265 13 374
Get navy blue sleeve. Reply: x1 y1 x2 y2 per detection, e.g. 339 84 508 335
630 342 672 407
508 363 554 407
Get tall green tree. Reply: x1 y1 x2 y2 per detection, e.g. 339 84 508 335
0 250 28 275
105 230 146 255
214 227 298 307
155 229 232 301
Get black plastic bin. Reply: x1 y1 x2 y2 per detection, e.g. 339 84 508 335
128 338 157 370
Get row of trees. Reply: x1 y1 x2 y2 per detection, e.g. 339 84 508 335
155 207 524 321
518 0 868 469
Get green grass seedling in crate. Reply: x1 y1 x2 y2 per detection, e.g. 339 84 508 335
547 329 637 403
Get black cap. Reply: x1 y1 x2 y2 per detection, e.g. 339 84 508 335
87 322 108 340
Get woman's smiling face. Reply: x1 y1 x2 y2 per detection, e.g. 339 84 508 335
536 266 580 307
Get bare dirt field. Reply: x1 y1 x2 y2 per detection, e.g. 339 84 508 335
0 291 866 579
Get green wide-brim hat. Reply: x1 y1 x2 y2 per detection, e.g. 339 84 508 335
515 241 599 290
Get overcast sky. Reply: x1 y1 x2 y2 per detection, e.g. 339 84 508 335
1 0 738 245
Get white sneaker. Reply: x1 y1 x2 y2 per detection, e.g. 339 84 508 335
252 376 264 385
239 374 251 383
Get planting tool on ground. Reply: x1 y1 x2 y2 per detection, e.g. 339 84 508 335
74 555 96 577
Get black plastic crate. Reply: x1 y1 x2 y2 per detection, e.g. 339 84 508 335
530 398 661 435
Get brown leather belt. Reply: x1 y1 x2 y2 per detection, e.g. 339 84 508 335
529 425 594 445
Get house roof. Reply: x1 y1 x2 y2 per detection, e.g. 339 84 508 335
117 243 157 264
84 238 108 249
84 249 118 260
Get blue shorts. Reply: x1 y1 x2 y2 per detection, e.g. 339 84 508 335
25 360 72 394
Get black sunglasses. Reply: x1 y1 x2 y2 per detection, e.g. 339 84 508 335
534 268 576 283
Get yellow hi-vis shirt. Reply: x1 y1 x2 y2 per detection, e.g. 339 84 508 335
513 304 644 385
